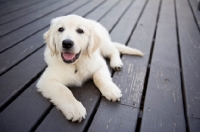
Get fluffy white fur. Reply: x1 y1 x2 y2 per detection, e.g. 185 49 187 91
36 15 143 122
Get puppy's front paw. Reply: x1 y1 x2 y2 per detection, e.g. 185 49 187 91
101 85 122 101
60 101 86 122
110 58 123 71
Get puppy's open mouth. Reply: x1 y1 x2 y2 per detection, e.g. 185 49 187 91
61 51 81 63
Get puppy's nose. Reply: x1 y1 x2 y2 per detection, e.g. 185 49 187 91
62 39 74 49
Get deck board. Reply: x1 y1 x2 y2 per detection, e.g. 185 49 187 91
0 0 43 16
0 0 199 131
0 81 51 132
88 99 139 132
115 0 160 107
0 0 75 36
0 47 45 111
0 0 25 9
99 0 132 31
176 0 200 131
140 0 186 131
0 0 58 25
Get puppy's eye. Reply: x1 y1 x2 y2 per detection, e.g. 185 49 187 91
76 28 84 34
58 27 64 32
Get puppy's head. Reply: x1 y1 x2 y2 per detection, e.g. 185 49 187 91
44 15 100 64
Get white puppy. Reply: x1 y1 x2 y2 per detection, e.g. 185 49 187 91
37 15 143 122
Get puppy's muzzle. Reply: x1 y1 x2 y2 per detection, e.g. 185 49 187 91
61 39 81 64
62 39 74 49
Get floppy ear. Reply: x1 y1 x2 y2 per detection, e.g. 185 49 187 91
87 29 100 57
44 17 64 56
43 27 57 56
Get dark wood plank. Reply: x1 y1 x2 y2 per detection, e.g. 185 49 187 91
140 0 186 131
99 0 133 31
0 0 57 25
36 81 100 132
110 0 147 44
0 0 74 36
88 99 139 132
0 27 46 75
0 0 42 16
0 81 51 132
113 0 160 107
0 47 46 110
188 0 200 29
0 0 90 53
71 0 106 16
85 0 120 20
0 0 25 9
176 0 200 131
140 59 186 132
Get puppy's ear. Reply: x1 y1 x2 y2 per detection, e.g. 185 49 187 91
44 18 59 56
43 28 57 56
87 29 100 57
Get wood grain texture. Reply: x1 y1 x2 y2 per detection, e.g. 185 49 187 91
36 81 100 132
113 0 160 107
176 0 200 120
141 61 186 132
140 0 186 131
0 0 90 53
88 99 139 132
0 0 57 25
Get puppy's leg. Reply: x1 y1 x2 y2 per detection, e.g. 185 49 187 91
100 42 123 71
36 76 86 122
93 66 122 101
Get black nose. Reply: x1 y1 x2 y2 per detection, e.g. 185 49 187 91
62 39 74 49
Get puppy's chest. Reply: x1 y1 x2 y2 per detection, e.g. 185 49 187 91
66 65 93 86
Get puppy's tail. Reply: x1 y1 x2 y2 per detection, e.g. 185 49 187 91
114 42 144 56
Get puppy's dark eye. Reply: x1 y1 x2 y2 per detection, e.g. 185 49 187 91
58 27 64 32
76 28 84 34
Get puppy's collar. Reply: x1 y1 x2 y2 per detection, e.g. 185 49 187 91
74 64 78 74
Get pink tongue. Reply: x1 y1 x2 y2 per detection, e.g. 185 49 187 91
63 52 76 60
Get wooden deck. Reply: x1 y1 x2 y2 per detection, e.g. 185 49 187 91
0 0 200 131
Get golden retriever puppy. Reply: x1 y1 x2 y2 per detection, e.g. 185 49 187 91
36 15 143 122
